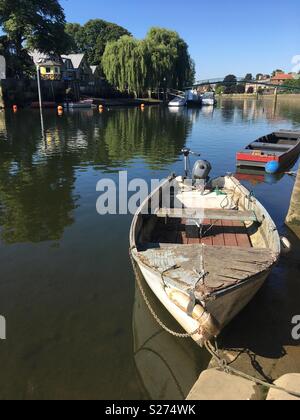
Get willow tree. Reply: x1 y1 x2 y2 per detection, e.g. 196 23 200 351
102 27 195 96
146 27 195 90
102 36 147 97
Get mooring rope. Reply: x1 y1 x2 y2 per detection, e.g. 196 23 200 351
130 248 300 399
204 341 300 399
130 249 200 339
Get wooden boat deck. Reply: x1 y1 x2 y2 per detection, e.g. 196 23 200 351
138 244 277 297
150 218 252 248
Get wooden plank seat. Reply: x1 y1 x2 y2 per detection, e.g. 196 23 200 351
138 244 277 297
249 142 291 151
155 208 258 223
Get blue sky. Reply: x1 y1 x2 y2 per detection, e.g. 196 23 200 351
61 0 300 79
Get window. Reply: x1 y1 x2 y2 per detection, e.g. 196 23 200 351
45 67 51 74
55 67 59 74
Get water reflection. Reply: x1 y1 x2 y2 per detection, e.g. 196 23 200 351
133 270 208 400
0 107 192 244
0 99 299 399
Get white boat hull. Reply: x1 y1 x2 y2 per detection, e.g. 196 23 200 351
130 175 280 346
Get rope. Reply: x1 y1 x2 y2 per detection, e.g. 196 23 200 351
130 248 300 398
130 249 200 339
205 341 300 399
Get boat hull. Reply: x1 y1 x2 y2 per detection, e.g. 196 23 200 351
132 251 271 345
130 175 280 345
237 130 300 170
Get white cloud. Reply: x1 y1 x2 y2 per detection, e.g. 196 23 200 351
292 55 300 73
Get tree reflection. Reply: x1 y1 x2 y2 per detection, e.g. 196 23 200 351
0 107 191 244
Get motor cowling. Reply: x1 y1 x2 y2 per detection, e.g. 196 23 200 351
192 160 212 181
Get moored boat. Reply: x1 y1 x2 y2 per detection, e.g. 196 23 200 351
63 99 95 109
130 150 281 346
236 130 300 173
201 92 216 106
168 96 187 107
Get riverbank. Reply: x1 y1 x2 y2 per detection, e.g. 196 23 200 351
93 98 163 107
218 93 300 100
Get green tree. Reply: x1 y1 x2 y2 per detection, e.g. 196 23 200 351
272 69 284 76
215 85 224 95
102 36 147 97
0 0 72 76
223 74 237 94
145 27 195 90
65 19 131 66
244 73 253 81
102 27 195 96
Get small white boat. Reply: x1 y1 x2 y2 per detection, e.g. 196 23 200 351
201 92 216 106
63 99 94 109
168 96 187 107
130 150 281 346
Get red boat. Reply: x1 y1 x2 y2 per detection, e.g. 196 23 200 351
236 130 300 171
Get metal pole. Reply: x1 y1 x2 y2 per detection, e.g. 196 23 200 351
36 64 45 137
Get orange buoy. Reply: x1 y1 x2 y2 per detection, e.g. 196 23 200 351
99 104 104 112
13 105 18 113
57 105 63 116
141 103 145 108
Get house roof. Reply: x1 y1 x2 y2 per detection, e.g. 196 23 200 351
61 54 85 69
271 73 294 81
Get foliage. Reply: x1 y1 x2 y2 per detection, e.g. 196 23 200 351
0 0 71 77
236 84 245 94
65 19 131 66
283 78 300 91
102 27 195 95
215 85 224 95
272 69 284 76
223 74 237 94
244 73 253 81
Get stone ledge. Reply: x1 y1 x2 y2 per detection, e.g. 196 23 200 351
186 369 263 401
267 374 300 400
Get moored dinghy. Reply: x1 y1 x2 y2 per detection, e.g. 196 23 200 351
236 130 300 173
130 149 281 346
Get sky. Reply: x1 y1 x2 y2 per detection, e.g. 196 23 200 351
61 0 300 80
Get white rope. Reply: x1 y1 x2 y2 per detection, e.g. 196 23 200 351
205 341 300 399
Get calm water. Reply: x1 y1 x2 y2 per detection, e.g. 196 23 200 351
0 98 299 400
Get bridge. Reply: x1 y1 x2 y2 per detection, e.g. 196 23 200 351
186 77 300 91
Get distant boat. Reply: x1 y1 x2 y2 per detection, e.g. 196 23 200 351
168 96 187 107
63 99 95 109
186 90 202 107
236 130 300 172
201 92 216 106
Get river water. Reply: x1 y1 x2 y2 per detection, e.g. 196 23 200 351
0 98 299 400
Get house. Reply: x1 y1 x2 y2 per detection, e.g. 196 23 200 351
271 72 294 85
245 75 271 94
61 54 93 82
29 51 62 80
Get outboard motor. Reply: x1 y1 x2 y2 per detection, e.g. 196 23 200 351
192 160 212 182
